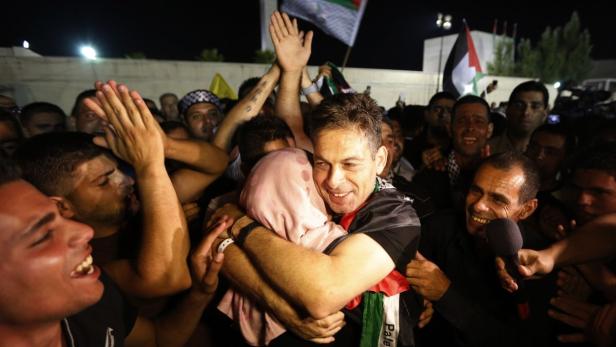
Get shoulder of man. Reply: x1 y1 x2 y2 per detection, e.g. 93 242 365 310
64 270 138 346
349 187 421 273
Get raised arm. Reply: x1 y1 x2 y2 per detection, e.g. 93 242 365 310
213 64 281 152
301 66 324 107
270 11 313 152
124 219 227 347
165 136 229 203
85 82 190 297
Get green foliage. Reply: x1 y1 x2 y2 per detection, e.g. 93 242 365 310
199 48 224 62
487 38 515 76
253 49 276 64
515 38 540 77
490 12 592 84
534 26 563 83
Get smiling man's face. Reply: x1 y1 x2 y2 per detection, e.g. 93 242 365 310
0 180 103 324
452 102 493 159
465 164 536 239
312 127 387 214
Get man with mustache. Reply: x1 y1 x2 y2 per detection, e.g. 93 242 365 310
412 95 494 211
407 152 540 347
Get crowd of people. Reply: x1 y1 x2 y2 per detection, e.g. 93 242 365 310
1 11 615 347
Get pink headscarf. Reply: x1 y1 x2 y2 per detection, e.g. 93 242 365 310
218 147 346 346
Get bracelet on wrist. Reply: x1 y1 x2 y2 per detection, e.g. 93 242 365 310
217 238 235 254
235 221 260 247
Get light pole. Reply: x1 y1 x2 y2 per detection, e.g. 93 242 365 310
436 13 452 93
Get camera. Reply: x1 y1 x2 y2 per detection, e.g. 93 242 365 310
552 86 613 119
547 114 560 124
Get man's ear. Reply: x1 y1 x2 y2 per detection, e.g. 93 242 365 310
487 122 494 139
375 145 388 175
49 196 75 219
518 198 538 221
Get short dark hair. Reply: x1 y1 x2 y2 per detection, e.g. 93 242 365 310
531 123 577 155
509 80 549 108
0 157 22 186
238 116 293 171
20 102 66 126
452 95 491 122
481 151 541 203
71 89 97 118
572 141 616 178
238 77 261 100
159 92 178 103
0 109 25 140
160 120 189 134
309 93 383 154
428 91 457 107
13 132 106 196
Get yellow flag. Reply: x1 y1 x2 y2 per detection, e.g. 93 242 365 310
209 73 237 100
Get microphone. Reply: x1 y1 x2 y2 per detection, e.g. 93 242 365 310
486 218 530 320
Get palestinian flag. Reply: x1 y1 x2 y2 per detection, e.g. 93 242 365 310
316 61 356 97
281 0 368 47
443 22 485 98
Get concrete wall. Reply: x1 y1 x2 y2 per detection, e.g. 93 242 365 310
0 55 554 114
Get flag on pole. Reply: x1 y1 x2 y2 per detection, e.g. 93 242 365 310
281 0 368 47
209 73 237 100
442 22 484 98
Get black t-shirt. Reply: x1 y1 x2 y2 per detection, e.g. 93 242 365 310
417 210 529 347
344 187 421 274
272 187 423 347
63 271 138 347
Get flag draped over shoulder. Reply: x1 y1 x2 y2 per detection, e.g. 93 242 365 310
442 23 484 98
209 73 237 100
281 0 368 47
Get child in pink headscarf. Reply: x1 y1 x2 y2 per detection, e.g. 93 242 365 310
218 147 347 346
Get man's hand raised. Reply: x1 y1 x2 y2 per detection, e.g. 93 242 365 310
269 11 313 73
84 82 165 173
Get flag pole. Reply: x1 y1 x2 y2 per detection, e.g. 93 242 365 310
341 45 352 71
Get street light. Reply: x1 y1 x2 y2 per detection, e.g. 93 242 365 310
80 45 97 60
436 13 453 92
22 40 30 49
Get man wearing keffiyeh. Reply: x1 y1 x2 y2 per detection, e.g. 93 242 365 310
412 95 494 211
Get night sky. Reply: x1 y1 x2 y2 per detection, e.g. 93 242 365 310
2 1 614 71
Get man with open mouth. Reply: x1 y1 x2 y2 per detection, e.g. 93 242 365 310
407 151 540 347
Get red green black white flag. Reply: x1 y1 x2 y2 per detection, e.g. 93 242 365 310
281 0 368 47
443 22 485 98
